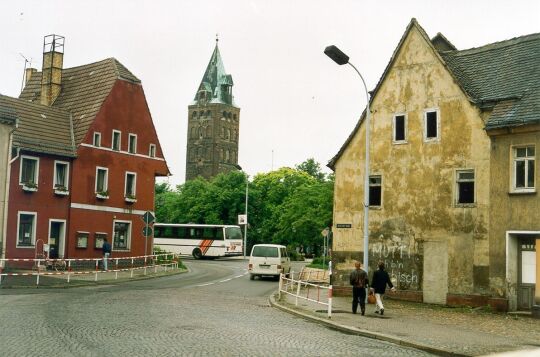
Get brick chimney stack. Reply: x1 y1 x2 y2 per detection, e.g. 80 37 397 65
40 34 64 106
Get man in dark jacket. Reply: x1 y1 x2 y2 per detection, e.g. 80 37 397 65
102 237 112 271
350 261 369 315
370 261 396 315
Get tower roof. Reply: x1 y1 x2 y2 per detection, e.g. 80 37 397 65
193 42 236 107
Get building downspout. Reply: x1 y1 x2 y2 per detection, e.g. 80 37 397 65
64 113 76 258
1 120 19 261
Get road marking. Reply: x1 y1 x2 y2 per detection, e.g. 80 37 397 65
235 275 244 278
219 278 232 282
196 283 214 287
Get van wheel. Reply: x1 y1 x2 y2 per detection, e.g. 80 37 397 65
192 248 203 260
249 274 255 280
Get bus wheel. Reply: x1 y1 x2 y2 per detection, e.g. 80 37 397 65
192 248 203 259
249 274 255 280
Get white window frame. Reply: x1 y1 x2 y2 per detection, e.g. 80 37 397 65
19 155 39 185
128 133 137 154
112 130 121 151
149 144 156 158
512 145 535 193
95 166 109 193
392 113 408 144
423 108 440 142
53 160 70 189
112 220 132 251
455 169 475 206
16 211 37 248
124 171 137 198
93 132 101 147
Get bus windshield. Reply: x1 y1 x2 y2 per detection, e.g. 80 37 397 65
225 227 242 240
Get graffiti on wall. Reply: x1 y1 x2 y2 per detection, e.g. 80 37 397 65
369 234 422 290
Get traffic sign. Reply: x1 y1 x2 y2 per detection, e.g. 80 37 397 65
238 214 247 225
142 226 153 237
142 211 155 225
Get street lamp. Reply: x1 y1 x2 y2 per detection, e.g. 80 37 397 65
324 45 371 274
243 176 248 259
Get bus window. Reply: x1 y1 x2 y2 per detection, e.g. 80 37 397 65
190 228 204 239
154 226 163 237
225 227 242 240
171 227 179 238
164 227 174 238
176 227 188 239
215 228 224 240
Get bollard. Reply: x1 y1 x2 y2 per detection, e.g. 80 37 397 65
328 285 333 319
131 258 134 278
278 273 283 300
67 260 71 283
95 259 99 282
296 279 301 306
115 259 119 280
36 259 41 286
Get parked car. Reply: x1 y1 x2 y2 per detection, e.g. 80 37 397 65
248 244 291 280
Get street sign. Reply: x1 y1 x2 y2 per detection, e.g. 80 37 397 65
321 228 330 237
336 223 352 228
142 211 155 225
238 214 247 225
142 226 153 237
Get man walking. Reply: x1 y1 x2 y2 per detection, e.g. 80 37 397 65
102 237 112 271
370 261 396 315
350 261 369 315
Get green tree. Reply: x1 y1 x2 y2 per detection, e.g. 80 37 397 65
295 158 326 181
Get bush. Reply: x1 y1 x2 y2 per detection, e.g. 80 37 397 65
288 250 305 261
307 256 329 269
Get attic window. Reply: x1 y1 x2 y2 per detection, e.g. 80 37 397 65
424 109 440 142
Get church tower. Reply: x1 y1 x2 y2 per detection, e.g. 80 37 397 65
185 39 241 181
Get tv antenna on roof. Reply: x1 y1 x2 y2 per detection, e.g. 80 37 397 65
19 53 33 93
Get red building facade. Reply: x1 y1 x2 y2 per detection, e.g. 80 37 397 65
1 36 168 260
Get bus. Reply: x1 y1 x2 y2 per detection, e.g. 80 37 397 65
153 223 243 259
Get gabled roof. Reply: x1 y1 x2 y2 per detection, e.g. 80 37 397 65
440 33 540 130
192 43 237 107
0 103 18 126
0 94 75 157
19 58 141 144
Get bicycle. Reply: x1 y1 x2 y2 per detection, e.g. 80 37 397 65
45 257 67 272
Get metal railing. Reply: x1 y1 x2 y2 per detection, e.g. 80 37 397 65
0 253 180 286
278 271 333 318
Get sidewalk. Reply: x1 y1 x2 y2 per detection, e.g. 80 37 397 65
270 293 540 356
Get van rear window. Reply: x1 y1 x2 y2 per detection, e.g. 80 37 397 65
252 246 279 258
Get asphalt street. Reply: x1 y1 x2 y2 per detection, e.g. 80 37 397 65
0 258 433 356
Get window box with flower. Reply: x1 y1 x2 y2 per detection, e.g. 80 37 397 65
124 194 137 204
22 182 38 192
54 185 70 196
96 190 109 200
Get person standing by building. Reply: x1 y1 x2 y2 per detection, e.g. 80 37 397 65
350 261 369 315
102 237 112 271
370 261 396 315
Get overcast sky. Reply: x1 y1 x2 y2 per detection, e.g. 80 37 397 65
1 1 539 185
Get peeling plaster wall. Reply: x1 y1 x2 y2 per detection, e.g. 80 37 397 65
332 27 491 300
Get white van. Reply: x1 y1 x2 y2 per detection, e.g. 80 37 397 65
248 244 291 280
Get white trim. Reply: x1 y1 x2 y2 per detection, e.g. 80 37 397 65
48 219 67 258
95 166 109 193
79 143 165 161
93 132 101 147
423 108 440 142
510 144 536 193
128 133 137 154
53 160 70 190
124 171 137 198
454 168 475 206
19 155 39 186
392 113 407 144
16 211 37 247
112 219 132 251
149 144 156 158
112 129 121 151
71 202 150 216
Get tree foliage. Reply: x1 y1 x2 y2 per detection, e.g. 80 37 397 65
155 159 334 254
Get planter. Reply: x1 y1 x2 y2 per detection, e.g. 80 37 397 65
96 193 109 200
22 184 38 192
54 189 70 196
125 197 137 204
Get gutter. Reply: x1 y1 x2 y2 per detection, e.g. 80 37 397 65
1 119 19 261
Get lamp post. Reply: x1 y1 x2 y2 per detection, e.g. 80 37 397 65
243 176 248 259
324 45 371 274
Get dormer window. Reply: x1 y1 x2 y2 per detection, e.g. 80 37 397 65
112 130 121 151
128 134 137 154
93 132 101 147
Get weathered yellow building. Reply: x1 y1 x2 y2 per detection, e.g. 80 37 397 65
329 19 539 313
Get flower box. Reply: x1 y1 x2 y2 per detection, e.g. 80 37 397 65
54 186 69 196
22 183 38 192
96 192 109 200
125 196 137 204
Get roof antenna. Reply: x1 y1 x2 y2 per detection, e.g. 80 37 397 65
19 53 32 93
216 33 219 45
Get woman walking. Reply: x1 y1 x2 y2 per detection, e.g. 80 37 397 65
370 261 396 315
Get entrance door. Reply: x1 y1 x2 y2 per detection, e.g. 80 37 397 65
517 237 536 310
49 221 65 259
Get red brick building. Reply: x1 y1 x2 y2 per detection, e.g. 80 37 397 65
1 35 168 260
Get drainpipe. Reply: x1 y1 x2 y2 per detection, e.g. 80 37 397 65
1 120 19 261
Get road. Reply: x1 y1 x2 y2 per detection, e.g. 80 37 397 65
0 258 432 356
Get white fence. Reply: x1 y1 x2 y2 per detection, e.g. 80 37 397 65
0 253 180 286
278 272 333 318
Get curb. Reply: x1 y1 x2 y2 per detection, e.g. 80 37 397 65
269 293 469 357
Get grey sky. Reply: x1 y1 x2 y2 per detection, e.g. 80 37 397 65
1 1 539 185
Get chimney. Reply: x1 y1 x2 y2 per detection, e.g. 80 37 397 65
25 68 37 85
40 34 65 106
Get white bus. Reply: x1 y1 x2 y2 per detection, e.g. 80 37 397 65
153 223 243 259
